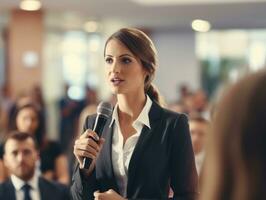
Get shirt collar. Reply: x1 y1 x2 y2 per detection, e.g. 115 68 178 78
109 95 152 130
11 170 39 191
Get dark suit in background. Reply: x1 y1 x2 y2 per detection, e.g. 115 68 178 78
71 102 198 200
0 177 70 200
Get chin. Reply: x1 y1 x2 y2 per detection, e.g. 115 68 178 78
111 87 123 94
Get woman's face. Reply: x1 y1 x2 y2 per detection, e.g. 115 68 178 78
104 39 147 96
16 107 39 135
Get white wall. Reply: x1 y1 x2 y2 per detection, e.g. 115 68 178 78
151 30 200 103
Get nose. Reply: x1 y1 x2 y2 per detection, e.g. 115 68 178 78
17 152 24 163
25 118 33 127
110 60 121 73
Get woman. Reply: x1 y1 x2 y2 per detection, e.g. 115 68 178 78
71 28 198 200
0 102 70 185
200 71 266 200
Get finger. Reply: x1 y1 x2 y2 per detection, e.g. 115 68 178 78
74 144 98 156
74 149 96 160
79 129 93 139
94 190 100 197
75 138 100 152
88 131 100 141
98 138 105 149
106 189 113 194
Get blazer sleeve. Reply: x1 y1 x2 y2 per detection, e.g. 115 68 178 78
170 114 199 200
70 115 99 200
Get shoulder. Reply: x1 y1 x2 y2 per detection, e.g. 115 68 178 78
152 102 188 124
39 177 69 194
0 180 13 194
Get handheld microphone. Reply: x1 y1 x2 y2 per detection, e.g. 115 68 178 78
82 101 113 169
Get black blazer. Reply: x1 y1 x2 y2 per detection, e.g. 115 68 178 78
71 101 198 200
0 177 70 200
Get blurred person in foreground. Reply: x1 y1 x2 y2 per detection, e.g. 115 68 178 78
200 70 266 200
71 28 198 200
0 131 70 200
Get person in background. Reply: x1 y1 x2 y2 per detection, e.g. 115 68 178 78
0 103 69 185
0 131 70 200
200 70 266 200
58 84 80 153
189 114 209 175
71 28 198 200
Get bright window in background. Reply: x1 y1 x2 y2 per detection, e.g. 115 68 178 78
196 30 266 98
62 31 102 100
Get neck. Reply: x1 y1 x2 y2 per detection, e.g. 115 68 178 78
117 92 146 121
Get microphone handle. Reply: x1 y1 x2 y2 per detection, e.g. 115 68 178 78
82 115 108 169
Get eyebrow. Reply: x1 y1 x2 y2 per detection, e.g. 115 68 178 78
105 54 134 58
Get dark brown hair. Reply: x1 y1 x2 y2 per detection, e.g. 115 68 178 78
201 70 266 200
8 103 45 147
3 131 39 152
104 28 164 106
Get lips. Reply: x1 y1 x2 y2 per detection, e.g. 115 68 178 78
110 77 124 85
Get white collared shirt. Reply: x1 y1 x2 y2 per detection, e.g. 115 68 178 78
11 170 41 200
195 151 205 175
110 95 152 197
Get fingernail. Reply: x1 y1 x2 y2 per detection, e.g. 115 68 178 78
94 134 99 141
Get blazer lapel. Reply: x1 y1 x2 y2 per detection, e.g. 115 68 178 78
5 180 16 200
97 118 119 192
126 102 162 193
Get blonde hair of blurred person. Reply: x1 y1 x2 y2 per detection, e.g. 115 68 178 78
200 70 266 200
0 103 70 185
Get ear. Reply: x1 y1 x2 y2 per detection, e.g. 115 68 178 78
144 73 150 83
35 150 40 161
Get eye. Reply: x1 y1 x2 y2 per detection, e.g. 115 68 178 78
23 149 32 156
12 151 18 156
121 57 132 64
105 57 113 64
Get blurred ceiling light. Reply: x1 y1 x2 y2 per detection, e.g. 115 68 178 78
191 19 211 32
84 21 99 32
20 0 41 11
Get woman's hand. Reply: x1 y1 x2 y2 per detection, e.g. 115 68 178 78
73 129 105 173
94 189 127 200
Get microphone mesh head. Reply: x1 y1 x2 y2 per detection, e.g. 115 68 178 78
97 101 113 118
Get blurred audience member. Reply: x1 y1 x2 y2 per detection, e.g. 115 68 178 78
0 131 70 200
189 113 209 175
0 85 14 134
0 104 7 140
58 85 80 152
193 89 210 119
0 84 14 117
30 85 47 127
168 101 186 113
0 103 69 185
200 71 266 200
178 84 191 102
